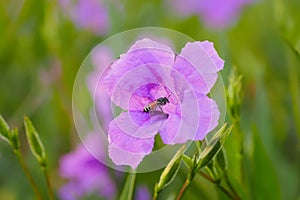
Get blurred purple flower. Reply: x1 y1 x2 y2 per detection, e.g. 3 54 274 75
39 59 62 87
59 0 109 35
135 185 151 200
59 46 116 199
169 0 253 29
103 38 224 169
87 46 114 131
59 133 116 200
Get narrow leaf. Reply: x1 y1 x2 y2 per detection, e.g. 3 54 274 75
156 145 186 192
0 114 10 143
196 124 233 170
195 140 202 153
251 126 281 200
119 173 136 200
24 116 47 167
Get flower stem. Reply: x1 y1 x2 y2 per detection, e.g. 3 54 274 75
288 51 300 136
199 171 240 200
42 167 55 200
225 173 241 200
176 178 190 200
14 150 42 200
235 121 245 184
152 190 158 200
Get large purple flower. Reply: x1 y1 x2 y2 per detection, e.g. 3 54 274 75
59 0 109 35
169 0 253 29
103 38 224 169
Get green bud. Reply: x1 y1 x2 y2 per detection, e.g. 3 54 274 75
226 67 243 123
0 114 10 143
10 128 20 153
196 124 233 171
155 145 186 193
24 116 47 168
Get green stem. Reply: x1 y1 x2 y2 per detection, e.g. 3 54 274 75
152 188 158 200
225 173 241 200
199 171 236 199
199 171 235 199
42 167 55 200
176 178 191 200
15 150 42 200
288 52 300 137
235 121 245 185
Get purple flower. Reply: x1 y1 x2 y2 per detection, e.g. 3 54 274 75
103 38 224 169
169 0 253 29
59 0 109 35
59 133 116 200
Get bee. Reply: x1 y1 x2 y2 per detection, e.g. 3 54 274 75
143 96 170 113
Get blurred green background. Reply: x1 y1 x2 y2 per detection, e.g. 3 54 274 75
0 0 299 199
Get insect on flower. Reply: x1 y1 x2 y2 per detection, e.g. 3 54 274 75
103 38 224 169
143 94 171 113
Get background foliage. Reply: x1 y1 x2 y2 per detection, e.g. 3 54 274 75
0 0 299 199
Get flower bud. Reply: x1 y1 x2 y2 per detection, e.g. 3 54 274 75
227 67 243 123
196 124 233 171
155 145 186 193
24 116 47 168
0 114 10 144
10 128 20 153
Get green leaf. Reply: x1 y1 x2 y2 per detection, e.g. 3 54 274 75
195 140 202 153
250 126 281 200
119 173 136 200
24 116 47 167
0 114 10 143
196 124 233 171
155 145 186 193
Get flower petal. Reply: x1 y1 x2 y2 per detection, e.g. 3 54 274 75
128 38 174 53
173 41 224 94
159 113 181 144
109 144 149 169
160 89 200 144
110 111 167 140
108 112 157 153
129 83 175 111
160 92 220 143
109 64 176 110
195 94 220 140
107 110 170 168
104 38 175 109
